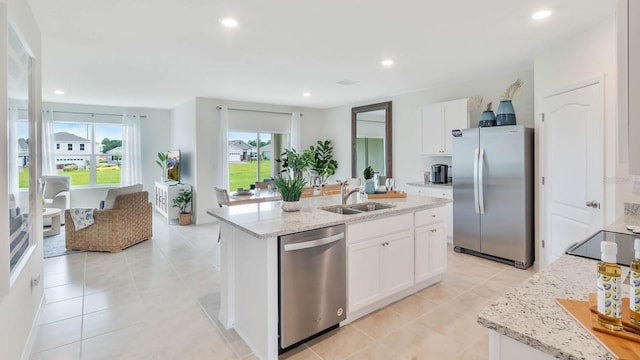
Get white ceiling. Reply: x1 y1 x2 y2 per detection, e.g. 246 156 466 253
27 0 616 110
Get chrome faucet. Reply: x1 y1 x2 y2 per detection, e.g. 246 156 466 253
341 181 360 205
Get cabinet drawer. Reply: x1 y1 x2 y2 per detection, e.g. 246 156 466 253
415 206 447 227
348 213 413 244
429 188 452 200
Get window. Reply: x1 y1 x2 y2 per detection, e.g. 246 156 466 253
53 122 123 186
228 132 289 190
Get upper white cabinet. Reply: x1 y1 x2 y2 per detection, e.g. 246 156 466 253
420 98 469 155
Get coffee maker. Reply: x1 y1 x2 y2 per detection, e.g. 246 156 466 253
430 164 448 183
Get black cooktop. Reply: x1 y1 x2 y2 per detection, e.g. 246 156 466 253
566 230 638 266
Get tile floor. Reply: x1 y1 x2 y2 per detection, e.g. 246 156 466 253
32 214 536 359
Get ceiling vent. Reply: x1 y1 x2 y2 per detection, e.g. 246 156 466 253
336 79 358 86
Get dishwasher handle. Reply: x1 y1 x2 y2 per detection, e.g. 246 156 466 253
283 233 344 252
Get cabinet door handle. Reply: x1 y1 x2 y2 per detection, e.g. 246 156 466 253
431 214 436 218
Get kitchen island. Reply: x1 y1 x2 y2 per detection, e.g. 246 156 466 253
207 194 450 360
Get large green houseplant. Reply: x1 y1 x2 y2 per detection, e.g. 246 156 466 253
308 140 338 185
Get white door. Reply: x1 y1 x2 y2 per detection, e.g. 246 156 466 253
543 82 603 267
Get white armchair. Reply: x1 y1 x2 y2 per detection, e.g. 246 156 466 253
42 176 71 225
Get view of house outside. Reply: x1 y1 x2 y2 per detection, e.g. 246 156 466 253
17 122 123 187
228 132 274 190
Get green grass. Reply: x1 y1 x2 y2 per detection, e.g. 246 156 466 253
229 160 272 191
18 167 120 187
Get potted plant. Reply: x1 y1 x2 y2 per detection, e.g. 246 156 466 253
308 140 338 185
156 152 168 181
172 189 192 225
496 78 523 126
274 148 311 211
363 166 376 194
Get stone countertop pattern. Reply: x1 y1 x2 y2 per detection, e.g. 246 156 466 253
406 181 453 189
207 194 450 239
477 255 629 360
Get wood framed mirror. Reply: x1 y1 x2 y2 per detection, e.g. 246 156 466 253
351 101 392 179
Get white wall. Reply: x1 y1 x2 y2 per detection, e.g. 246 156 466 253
169 97 325 224
0 0 44 359
44 102 172 207
534 15 622 267
322 70 534 188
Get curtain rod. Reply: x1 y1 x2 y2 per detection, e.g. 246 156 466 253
216 106 302 116
48 110 147 118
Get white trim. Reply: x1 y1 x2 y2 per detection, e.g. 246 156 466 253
21 292 45 360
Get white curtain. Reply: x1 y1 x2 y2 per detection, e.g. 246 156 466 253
8 108 19 200
121 115 142 186
217 107 229 189
290 112 301 151
41 110 57 175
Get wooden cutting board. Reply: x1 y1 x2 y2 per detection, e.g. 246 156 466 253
556 296 640 360
365 191 407 199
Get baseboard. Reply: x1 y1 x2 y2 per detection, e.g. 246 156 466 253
21 293 45 360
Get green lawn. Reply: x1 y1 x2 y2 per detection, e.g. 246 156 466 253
229 160 272 191
18 167 120 187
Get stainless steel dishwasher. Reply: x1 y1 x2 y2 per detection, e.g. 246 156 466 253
279 224 346 351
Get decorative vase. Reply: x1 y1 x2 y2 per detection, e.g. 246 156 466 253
478 110 497 127
496 100 516 126
281 201 302 212
179 213 191 225
364 179 376 194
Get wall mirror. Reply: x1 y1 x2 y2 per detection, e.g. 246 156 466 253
351 101 392 179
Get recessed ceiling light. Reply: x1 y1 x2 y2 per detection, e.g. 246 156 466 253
303 92 311 97
220 18 238 27
53 90 65 95
381 59 394 67
531 10 552 20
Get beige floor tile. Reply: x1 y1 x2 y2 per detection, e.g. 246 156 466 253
307 325 373 359
455 332 489 360
82 301 146 339
43 271 84 289
346 342 407 360
351 308 411 340
33 316 82 353
40 297 83 325
44 283 84 304
83 286 142 314
30 341 81 360
388 294 438 320
380 322 461 359
80 323 154 360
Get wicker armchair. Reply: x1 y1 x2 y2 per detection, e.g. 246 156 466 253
65 191 152 253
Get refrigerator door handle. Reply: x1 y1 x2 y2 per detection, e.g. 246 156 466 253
474 147 480 214
478 147 485 215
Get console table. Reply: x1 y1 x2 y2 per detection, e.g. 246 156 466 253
154 181 191 224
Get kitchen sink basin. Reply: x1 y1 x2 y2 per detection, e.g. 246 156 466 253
320 202 395 215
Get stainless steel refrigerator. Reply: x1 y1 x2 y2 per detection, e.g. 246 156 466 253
452 125 534 269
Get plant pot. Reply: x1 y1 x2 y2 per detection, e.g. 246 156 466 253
281 201 302 212
364 179 376 194
478 110 497 127
179 213 191 225
496 100 516 126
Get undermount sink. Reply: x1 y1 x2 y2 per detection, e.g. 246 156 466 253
321 202 395 215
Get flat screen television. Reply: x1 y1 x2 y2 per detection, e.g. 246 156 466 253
167 150 181 183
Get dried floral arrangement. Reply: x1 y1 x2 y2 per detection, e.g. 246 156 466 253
485 101 493 111
502 78 523 100
468 95 483 110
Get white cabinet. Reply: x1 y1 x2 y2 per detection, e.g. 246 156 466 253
420 98 469 155
154 181 191 224
415 223 447 283
407 185 453 243
347 214 414 312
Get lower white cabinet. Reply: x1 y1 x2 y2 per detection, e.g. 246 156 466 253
348 229 414 312
407 184 453 243
154 181 191 224
415 222 447 283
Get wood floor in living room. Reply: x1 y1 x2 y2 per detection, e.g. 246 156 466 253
31 213 536 359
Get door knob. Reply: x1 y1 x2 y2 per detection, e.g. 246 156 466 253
585 201 600 209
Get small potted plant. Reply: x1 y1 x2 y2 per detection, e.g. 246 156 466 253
363 166 375 194
172 189 192 225
273 175 307 212
156 152 168 182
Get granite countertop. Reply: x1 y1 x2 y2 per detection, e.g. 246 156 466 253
478 255 628 360
605 214 640 233
207 194 450 239
406 181 453 189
